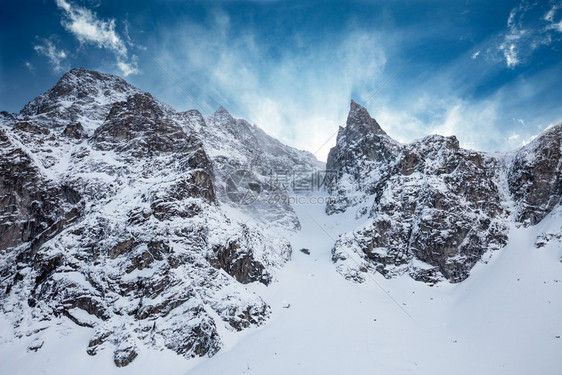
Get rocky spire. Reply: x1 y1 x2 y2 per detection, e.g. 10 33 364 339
346 100 386 136
326 100 397 177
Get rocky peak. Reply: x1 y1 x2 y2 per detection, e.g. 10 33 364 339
175 109 206 132
326 101 401 211
0 69 295 366
177 104 322 231
22 68 137 116
328 100 397 171
328 104 562 284
346 100 386 137
19 68 142 132
328 104 511 283
211 106 236 125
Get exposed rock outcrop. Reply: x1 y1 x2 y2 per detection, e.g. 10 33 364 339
508 124 562 225
328 101 561 284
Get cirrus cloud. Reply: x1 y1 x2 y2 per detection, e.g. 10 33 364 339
54 0 138 76
498 0 562 68
34 39 68 73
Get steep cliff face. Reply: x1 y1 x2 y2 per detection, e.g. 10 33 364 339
174 105 323 230
508 124 562 226
0 69 294 366
327 101 560 284
326 100 402 214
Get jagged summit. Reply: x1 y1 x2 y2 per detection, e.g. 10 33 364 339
327 103 562 284
214 105 231 115
346 100 386 136
19 68 142 132
327 100 399 179
22 68 138 115
209 105 238 133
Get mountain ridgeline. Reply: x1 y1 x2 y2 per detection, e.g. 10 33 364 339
0 69 560 366
0 68 315 366
327 100 561 284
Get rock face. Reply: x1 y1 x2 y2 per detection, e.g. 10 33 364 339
327 101 561 284
508 125 562 226
0 68 295 365
174 106 322 230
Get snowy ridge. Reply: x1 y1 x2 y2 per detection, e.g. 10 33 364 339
327 101 561 283
20 68 145 133
0 68 298 366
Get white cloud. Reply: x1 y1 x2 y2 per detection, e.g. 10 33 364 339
508 134 520 142
544 3 562 32
34 39 68 73
155 14 386 161
117 56 139 76
498 1 562 68
471 50 480 59
544 4 559 23
547 20 562 32
498 1 529 68
500 43 520 68
55 0 138 76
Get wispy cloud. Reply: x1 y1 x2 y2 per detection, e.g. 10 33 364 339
54 0 138 76
138 3 561 159
499 42 520 68
154 11 387 160
544 3 562 32
34 39 68 73
498 1 531 68
375 95 505 152
498 0 562 68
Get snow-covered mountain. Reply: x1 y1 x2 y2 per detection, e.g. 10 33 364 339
327 100 561 284
0 68 314 366
0 69 560 374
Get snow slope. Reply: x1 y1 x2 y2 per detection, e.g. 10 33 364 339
1 71 559 373
187 198 562 375
2 195 560 375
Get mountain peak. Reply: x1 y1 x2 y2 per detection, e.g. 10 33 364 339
57 67 129 89
67 67 96 76
211 106 236 127
216 105 229 113
349 99 363 112
345 99 385 136
214 106 233 118
20 68 141 128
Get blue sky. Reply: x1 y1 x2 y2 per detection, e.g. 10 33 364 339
1 0 561 160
